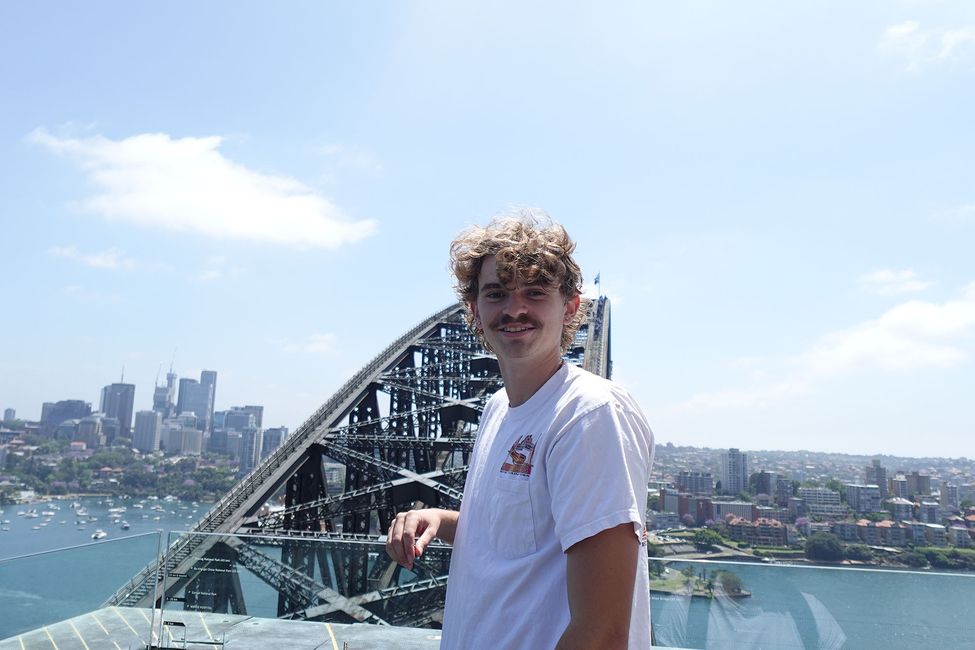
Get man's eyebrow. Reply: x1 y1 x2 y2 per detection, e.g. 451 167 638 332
479 282 505 294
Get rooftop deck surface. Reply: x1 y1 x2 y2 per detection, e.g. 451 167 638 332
0 607 442 650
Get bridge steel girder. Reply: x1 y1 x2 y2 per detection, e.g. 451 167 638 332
108 299 611 629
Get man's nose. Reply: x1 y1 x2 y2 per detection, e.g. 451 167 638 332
503 291 530 317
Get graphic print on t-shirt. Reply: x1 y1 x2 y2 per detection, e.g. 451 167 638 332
500 434 536 477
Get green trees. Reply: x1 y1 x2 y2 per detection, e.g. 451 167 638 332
649 560 665 577
844 544 873 562
901 551 927 568
693 528 724 550
824 479 847 500
804 532 844 561
713 570 743 595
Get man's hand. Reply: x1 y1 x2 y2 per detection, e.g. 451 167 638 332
556 522 640 649
385 508 459 570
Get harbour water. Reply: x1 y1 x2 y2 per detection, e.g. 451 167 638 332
0 495 206 560
651 560 975 649
0 495 205 640
2 500 975 648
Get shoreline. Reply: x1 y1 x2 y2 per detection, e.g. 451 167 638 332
659 549 975 574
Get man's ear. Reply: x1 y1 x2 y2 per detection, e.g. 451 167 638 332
563 294 580 324
470 302 481 327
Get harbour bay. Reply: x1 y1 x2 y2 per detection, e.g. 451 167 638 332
3 498 975 648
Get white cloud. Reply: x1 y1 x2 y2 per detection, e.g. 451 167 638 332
792 287 975 375
28 128 378 249
879 21 975 71
859 268 933 295
279 333 339 354
49 245 136 270
666 283 975 412
661 379 811 415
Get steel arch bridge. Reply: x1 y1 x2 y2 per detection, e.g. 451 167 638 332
108 298 612 627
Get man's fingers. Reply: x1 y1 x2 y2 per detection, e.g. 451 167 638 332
414 524 439 558
385 515 404 564
385 511 424 569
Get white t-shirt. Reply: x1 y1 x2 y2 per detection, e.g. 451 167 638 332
440 363 655 649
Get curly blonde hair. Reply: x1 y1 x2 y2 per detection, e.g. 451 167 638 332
449 211 590 353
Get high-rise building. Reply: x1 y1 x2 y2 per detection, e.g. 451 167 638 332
56 419 81 440
153 371 177 418
224 408 256 432
40 400 92 436
100 416 120 443
720 448 748 495
239 427 263 476
261 426 289 460
177 379 210 430
864 459 889 499
100 382 136 438
176 372 217 434
241 405 264 429
798 487 847 517
133 410 162 453
846 484 882 513
752 470 778 496
225 431 242 458
774 477 793 507
888 475 909 499
76 415 105 448
200 370 217 434
3 408 15 422
676 471 713 495
941 484 959 509
905 471 932 498
161 413 203 456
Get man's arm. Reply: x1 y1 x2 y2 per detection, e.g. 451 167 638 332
385 508 459 570
555 522 639 650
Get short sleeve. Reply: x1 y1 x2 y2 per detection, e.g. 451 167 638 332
546 398 654 552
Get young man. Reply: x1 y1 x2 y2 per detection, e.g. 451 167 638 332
386 215 654 649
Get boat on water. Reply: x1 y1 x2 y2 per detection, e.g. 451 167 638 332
120 521 130 530
91 529 107 540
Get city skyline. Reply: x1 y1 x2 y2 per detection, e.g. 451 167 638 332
2 3 974 458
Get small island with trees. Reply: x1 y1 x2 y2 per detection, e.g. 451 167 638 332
649 562 750 600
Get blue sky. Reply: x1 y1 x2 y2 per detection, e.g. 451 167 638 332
1 2 973 458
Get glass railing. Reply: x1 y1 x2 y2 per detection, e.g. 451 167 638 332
150 530 443 647
0 532 160 645
649 557 975 649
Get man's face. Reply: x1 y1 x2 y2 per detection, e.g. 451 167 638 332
471 255 579 363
